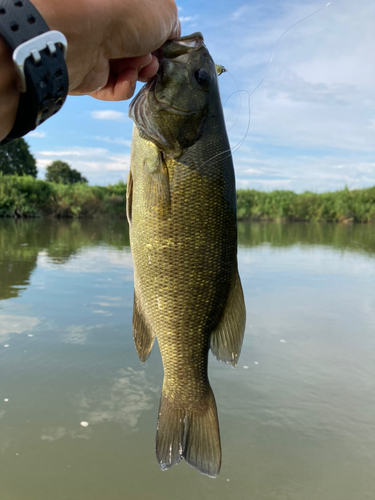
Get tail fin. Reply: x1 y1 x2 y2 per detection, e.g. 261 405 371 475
155 386 221 478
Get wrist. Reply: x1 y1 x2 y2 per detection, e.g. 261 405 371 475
0 36 20 142
29 0 108 91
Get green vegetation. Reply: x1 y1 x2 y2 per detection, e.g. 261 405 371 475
237 187 375 223
0 174 126 218
45 160 88 184
0 138 37 177
0 173 374 222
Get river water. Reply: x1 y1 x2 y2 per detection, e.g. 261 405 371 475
0 218 374 500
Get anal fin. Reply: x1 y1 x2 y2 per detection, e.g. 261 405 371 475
211 270 246 367
133 290 155 363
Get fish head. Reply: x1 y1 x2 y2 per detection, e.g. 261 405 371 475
129 33 220 157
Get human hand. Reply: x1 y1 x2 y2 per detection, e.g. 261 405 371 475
31 0 180 100
0 0 180 141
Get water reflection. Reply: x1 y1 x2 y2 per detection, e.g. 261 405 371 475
0 314 40 342
0 218 374 499
238 221 375 256
41 426 90 442
0 221 38 300
63 324 99 345
1 219 373 305
0 218 130 302
78 367 159 429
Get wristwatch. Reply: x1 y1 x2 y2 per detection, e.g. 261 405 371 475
0 0 68 144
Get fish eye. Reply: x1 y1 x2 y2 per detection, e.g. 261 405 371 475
194 68 211 87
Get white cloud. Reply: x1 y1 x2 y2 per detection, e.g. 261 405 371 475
244 168 262 175
93 136 131 147
27 131 46 138
237 178 292 190
207 0 375 192
104 154 131 170
91 110 126 122
179 16 195 23
38 148 107 157
35 147 131 183
230 6 250 21
232 152 375 193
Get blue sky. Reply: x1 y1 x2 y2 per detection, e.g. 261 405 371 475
26 0 375 192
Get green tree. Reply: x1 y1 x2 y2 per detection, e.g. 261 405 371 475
0 138 37 177
45 161 88 184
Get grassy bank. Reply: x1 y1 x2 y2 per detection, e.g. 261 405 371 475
1 174 374 222
237 187 375 223
0 174 126 218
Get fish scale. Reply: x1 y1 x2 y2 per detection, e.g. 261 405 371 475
127 32 246 477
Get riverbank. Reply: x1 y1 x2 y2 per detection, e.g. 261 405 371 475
237 187 375 223
0 174 374 222
0 174 126 218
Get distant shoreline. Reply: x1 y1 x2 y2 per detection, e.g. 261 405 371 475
0 174 127 219
235 188 375 223
0 175 374 223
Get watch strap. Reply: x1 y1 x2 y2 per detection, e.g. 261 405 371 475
0 0 68 144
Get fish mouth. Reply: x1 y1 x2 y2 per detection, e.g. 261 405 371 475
129 33 205 147
151 32 204 66
161 32 204 62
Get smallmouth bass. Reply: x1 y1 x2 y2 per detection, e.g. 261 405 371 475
127 32 246 477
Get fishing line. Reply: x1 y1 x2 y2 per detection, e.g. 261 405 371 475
222 71 242 133
202 1 333 169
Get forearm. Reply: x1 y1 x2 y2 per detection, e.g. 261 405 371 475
29 0 109 92
0 0 179 141
0 36 20 142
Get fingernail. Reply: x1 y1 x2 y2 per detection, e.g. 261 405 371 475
127 79 137 99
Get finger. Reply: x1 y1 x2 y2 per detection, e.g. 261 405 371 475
137 55 159 82
109 54 152 75
71 53 157 100
91 55 159 101
91 64 151 101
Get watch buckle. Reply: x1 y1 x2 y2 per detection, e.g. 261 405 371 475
13 31 68 93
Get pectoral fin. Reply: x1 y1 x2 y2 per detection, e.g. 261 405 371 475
210 271 246 367
126 169 133 226
143 144 170 216
133 290 155 363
